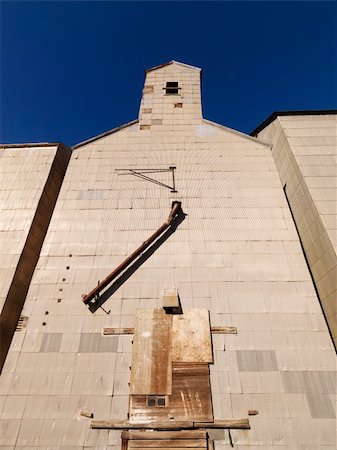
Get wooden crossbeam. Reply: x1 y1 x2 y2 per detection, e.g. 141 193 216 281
103 327 134 335
128 439 207 448
91 420 194 430
90 418 249 430
103 326 237 336
194 419 249 429
210 326 237 334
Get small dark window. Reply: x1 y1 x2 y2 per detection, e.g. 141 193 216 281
165 82 179 95
157 396 166 407
147 396 156 407
146 395 166 407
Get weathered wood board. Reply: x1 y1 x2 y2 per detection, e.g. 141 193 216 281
130 309 172 395
128 440 207 448
210 326 237 334
172 309 212 363
91 420 194 429
129 364 213 423
122 431 207 440
170 363 213 422
128 448 206 450
125 429 208 450
196 418 250 429
91 418 250 430
103 326 237 336
129 394 171 423
103 327 134 335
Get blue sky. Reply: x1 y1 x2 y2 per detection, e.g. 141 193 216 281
1 1 336 146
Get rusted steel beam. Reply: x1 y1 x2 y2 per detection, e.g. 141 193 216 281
82 202 182 305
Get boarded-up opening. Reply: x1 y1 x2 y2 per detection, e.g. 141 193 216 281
130 363 212 423
123 430 208 450
172 309 213 363
130 310 172 395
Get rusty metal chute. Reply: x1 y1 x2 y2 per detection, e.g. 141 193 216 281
82 201 182 305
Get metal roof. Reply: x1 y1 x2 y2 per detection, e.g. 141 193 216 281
250 109 337 136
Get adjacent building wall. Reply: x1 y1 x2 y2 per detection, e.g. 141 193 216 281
0 143 72 372
256 115 337 348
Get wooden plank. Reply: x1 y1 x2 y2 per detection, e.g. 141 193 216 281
129 364 213 423
122 431 206 440
129 439 207 448
129 448 206 450
172 309 212 363
210 327 237 334
91 420 194 430
91 418 249 430
194 419 250 429
170 364 213 422
103 327 134 335
130 309 172 395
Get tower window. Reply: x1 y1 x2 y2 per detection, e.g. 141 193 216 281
165 82 179 95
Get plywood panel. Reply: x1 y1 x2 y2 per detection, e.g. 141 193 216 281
172 309 212 363
170 364 213 422
130 309 172 395
129 364 213 423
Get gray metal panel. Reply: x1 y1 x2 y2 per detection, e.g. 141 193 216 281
98 335 118 353
282 371 337 393
78 334 117 353
39 333 62 352
237 350 278 371
306 394 336 418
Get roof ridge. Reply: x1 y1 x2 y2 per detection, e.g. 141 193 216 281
146 60 201 73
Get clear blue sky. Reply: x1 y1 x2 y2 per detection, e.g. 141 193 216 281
1 1 336 146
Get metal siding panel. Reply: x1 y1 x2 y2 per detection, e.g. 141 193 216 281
306 393 336 418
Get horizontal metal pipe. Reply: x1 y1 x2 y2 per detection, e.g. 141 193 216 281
82 202 182 305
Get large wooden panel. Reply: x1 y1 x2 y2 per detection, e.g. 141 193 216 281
129 364 213 423
130 309 172 395
172 309 212 363
170 363 213 422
